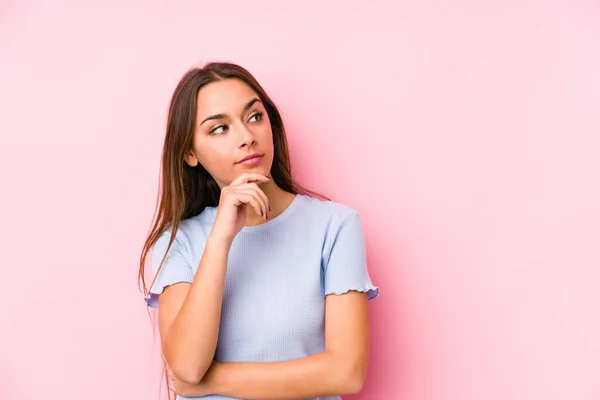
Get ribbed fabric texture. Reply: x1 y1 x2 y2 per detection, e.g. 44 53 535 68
147 194 379 400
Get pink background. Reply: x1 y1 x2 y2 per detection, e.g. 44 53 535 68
1 1 599 399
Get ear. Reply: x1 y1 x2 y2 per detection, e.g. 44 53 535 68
184 150 199 167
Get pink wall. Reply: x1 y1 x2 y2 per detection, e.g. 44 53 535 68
1 1 599 399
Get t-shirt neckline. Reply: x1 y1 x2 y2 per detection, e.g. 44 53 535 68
207 194 304 234
240 194 303 233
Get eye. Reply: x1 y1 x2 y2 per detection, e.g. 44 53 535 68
209 125 227 135
248 111 264 123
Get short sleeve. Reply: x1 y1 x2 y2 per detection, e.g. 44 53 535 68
322 211 379 300
145 229 195 308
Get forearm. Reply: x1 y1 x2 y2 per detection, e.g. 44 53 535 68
206 351 362 399
163 235 231 383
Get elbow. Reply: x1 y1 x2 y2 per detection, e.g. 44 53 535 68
170 365 208 385
165 356 211 385
336 360 367 395
175 369 206 385
162 340 213 384
339 373 365 395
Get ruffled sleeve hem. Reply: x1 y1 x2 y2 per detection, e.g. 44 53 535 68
325 285 380 301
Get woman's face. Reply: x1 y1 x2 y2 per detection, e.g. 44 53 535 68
185 78 274 187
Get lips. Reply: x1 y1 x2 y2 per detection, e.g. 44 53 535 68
237 154 262 163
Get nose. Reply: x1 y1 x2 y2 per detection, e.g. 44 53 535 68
237 123 256 149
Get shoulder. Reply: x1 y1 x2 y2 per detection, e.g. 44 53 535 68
154 207 216 252
296 194 361 224
293 195 364 243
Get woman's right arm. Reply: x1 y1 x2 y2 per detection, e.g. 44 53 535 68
157 234 232 384
156 172 271 384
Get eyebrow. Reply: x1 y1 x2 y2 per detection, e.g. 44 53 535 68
199 98 262 126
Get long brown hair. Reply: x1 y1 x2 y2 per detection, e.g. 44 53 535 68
138 61 328 398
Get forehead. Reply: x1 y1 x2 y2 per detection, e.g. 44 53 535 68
197 78 258 115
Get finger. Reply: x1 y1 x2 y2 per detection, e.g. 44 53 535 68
229 192 265 218
231 172 270 186
232 183 270 213
237 189 266 219
231 186 268 218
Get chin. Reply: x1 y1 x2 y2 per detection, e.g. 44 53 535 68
256 167 272 178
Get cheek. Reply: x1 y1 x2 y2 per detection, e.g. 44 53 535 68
195 141 231 172
261 121 274 146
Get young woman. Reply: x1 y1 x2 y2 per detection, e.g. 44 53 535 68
138 62 379 400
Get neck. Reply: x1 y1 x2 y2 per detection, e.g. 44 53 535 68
244 179 295 226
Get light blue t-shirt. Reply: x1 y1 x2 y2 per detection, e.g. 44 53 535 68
147 194 379 400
